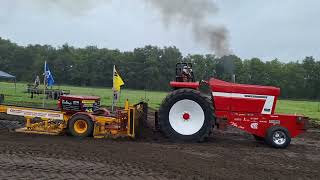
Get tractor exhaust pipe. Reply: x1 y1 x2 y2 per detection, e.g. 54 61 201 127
232 74 236 83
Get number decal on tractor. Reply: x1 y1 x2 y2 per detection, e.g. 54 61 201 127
250 123 259 130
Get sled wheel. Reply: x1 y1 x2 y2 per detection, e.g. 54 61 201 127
68 114 94 137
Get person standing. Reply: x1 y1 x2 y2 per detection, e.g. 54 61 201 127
34 75 40 88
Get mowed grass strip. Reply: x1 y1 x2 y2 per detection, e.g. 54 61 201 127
276 100 320 121
0 82 167 109
0 81 319 121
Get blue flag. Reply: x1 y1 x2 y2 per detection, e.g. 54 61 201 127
44 61 54 86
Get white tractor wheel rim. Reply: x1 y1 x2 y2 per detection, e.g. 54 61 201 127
273 131 286 145
169 99 205 135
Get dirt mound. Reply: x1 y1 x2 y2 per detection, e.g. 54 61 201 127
0 114 25 131
136 109 167 142
310 120 320 129
0 120 24 131
0 127 318 179
0 113 24 123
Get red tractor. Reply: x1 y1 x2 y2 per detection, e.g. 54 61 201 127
159 63 308 148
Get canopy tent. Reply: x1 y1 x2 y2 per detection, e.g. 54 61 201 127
0 71 15 79
0 70 16 92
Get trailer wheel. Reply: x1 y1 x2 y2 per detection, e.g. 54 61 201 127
159 88 215 142
68 114 94 137
266 126 291 149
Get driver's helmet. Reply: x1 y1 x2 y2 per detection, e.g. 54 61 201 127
182 65 189 74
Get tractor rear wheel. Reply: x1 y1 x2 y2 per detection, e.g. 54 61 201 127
68 114 94 137
159 88 215 142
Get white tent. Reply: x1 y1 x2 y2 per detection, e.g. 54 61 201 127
0 71 15 79
0 70 16 92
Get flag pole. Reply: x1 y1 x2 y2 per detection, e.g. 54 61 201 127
112 65 124 112
118 89 122 108
42 61 46 108
112 65 115 112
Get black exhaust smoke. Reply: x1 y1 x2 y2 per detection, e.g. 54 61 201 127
144 0 232 57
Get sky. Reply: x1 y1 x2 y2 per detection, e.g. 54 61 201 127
0 0 319 62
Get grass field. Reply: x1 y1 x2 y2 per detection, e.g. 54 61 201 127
1 81 319 121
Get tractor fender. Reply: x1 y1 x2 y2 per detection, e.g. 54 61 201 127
170 81 200 90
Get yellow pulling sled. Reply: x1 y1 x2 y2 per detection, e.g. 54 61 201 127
0 95 147 139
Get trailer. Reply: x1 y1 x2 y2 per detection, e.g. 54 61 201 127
0 95 147 138
158 63 308 148
26 84 70 100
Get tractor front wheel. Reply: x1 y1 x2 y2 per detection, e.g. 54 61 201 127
159 88 215 142
266 126 291 148
68 114 94 137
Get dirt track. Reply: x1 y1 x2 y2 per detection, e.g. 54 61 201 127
0 118 319 180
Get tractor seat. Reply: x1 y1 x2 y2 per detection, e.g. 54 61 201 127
93 108 111 117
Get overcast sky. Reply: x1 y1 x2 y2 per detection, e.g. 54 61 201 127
0 0 319 62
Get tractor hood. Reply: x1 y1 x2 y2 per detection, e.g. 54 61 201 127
209 78 280 96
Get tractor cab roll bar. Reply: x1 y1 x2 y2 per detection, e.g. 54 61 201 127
175 63 195 82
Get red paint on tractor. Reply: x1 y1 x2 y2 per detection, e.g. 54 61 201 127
209 78 307 139
209 79 280 95
170 81 200 89
169 77 308 140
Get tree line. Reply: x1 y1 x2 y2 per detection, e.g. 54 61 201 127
0 37 319 99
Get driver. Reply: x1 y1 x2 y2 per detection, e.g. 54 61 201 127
181 65 193 82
